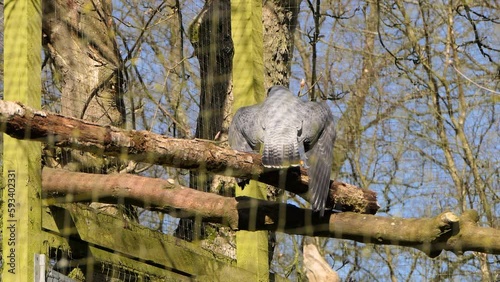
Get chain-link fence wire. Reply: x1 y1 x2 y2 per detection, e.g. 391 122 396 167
1 0 499 281
46 247 154 282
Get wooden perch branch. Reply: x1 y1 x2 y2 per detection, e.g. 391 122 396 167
42 168 500 257
0 100 378 213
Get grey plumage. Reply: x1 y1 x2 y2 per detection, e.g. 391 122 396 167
228 85 336 216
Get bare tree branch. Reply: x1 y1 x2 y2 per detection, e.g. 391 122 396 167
0 100 379 213
41 167 500 257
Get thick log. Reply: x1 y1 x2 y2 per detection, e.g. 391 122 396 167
41 168 500 257
1 100 379 213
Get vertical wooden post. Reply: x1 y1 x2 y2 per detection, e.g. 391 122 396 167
2 0 42 281
231 0 269 280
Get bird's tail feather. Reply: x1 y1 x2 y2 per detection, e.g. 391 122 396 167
262 137 301 168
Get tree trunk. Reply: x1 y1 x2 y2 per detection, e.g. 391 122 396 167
43 0 125 126
176 0 235 254
42 0 133 219
262 0 301 88
192 0 234 141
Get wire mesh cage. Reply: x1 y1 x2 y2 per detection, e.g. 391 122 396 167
45 247 155 282
1 0 499 281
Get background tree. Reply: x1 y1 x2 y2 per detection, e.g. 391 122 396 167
176 0 236 257
282 0 499 280
42 0 136 219
7 0 496 280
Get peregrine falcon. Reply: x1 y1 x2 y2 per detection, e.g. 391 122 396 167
229 85 336 215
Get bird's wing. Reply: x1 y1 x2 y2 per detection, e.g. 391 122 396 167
302 102 336 216
228 105 262 153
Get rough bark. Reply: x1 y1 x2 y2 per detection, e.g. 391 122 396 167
181 0 234 243
42 0 131 219
191 0 233 141
41 167 500 257
262 0 301 87
0 100 379 214
42 0 125 126
42 0 126 172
